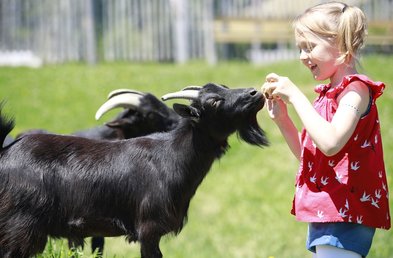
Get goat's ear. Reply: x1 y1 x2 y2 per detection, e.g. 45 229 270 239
105 117 133 129
105 120 123 128
173 104 200 120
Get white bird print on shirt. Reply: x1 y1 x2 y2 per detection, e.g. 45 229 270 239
320 177 329 186
375 189 382 199
328 160 335 167
345 199 349 209
335 172 343 184
354 134 359 141
357 216 363 224
361 140 371 148
308 162 313 171
310 174 317 184
351 161 360 171
339 208 348 218
360 191 371 202
375 135 378 144
317 210 324 219
371 198 380 208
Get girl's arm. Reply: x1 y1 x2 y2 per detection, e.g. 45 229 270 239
265 97 302 160
262 74 370 157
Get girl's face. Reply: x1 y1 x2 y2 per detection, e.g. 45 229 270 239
296 34 341 82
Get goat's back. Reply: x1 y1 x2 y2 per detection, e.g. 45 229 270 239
0 131 192 222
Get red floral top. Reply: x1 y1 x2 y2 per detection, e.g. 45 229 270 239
291 74 391 229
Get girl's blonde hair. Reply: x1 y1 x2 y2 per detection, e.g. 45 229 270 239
293 1 367 64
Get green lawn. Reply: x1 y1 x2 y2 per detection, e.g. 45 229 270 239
0 55 392 258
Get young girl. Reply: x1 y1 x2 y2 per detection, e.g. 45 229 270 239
261 2 390 257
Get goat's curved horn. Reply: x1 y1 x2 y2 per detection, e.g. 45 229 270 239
107 89 145 99
181 85 203 91
95 92 143 120
161 85 202 101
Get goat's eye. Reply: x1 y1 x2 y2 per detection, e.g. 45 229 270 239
208 98 222 108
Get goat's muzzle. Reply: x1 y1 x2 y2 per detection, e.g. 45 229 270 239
248 89 265 111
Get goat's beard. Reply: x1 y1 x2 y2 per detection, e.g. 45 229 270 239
238 115 269 147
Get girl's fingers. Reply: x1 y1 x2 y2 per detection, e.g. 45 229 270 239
262 73 280 99
261 84 275 99
265 73 280 83
263 84 280 100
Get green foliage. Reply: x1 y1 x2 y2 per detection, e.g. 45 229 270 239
1 56 392 258
34 238 100 258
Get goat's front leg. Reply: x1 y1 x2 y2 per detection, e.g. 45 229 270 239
138 225 163 258
140 237 162 258
140 243 162 258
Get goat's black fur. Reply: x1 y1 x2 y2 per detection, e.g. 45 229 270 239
0 83 268 258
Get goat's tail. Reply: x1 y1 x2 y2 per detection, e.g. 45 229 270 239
0 101 15 149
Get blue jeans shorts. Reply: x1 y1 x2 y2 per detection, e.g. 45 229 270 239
307 222 376 257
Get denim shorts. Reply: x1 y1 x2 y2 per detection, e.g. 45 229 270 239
307 222 376 257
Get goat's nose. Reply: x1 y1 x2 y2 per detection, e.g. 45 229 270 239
249 89 258 96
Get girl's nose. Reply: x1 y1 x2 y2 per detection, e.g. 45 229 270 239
299 49 309 60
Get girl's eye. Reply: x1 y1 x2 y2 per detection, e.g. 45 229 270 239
299 47 312 54
298 42 316 54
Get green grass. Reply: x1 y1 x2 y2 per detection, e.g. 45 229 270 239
0 55 392 258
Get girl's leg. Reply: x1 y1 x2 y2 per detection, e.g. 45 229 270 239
315 245 361 258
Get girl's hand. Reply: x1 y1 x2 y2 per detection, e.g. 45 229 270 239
266 98 288 122
261 73 301 104
261 73 289 122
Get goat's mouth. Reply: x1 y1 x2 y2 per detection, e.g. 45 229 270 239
248 91 265 111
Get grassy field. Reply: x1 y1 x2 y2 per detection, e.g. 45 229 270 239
0 55 392 258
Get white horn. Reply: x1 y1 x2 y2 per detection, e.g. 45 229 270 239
107 89 145 99
181 85 203 91
161 85 202 101
95 93 143 120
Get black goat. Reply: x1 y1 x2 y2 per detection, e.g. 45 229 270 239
0 83 268 258
90 89 179 140
14 90 180 255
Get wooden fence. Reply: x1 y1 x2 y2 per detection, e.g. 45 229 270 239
0 0 392 65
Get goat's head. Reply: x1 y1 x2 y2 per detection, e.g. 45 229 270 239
162 83 269 147
95 89 179 138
